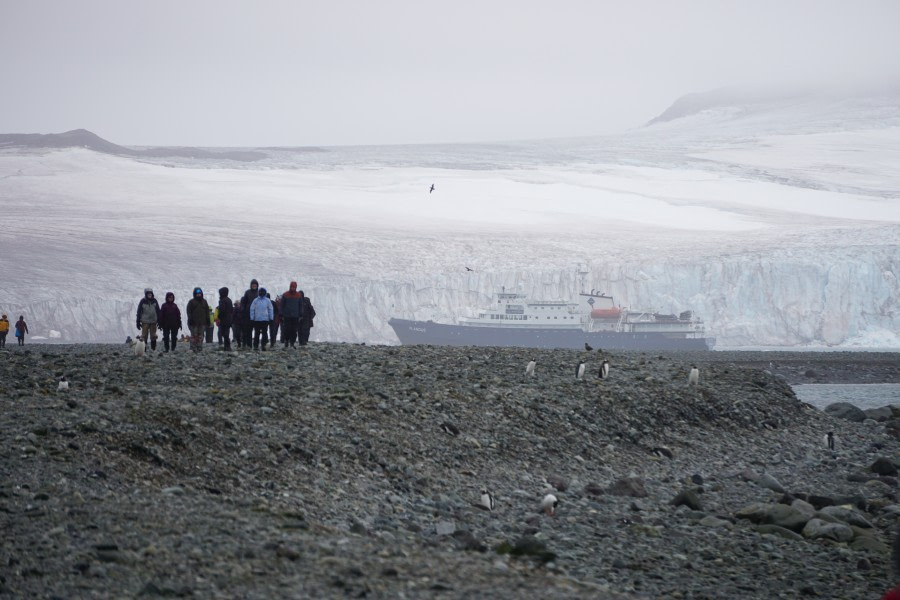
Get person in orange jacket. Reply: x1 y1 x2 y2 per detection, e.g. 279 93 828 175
0 314 9 348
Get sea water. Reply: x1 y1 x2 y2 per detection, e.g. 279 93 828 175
792 384 900 411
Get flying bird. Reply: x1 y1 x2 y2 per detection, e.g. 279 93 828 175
465 266 474 272
525 360 536 377
541 493 559 516
429 184 435 193
576 362 586 380
688 365 699 386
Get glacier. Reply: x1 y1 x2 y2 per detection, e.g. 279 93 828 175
1 89 898 348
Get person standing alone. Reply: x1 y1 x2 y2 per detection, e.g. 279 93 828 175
136 288 161 351
186 288 211 352
15 315 28 346
0 314 9 348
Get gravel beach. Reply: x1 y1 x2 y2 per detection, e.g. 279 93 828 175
1 344 898 599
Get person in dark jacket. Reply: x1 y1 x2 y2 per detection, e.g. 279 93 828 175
15 315 28 346
268 293 280 349
240 279 259 349
231 301 243 348
159 292 182 352
217 287 234 351
249 287 274 351
186 288 211 352
136 288 161 351
297 290 316 346
280 282 302 348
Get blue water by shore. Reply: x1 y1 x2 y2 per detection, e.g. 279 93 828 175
793 384 900 411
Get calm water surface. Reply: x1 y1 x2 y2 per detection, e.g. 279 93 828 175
792 384 900 411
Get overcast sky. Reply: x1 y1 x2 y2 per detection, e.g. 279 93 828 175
1 0 899 146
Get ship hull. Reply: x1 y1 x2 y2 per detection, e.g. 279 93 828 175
388 318 714 351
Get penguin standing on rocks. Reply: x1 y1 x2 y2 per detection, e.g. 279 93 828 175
479 489 495 511
688 365 700 386
599 360 610 380
824 431 835 451
576 362 586 380
525 359 536 377
541 493 558 516
57 376 68 391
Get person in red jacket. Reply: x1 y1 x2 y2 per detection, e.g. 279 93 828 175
884 527 900 600
15 315 28 346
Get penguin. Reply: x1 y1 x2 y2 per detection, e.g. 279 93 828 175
576 362 586 380
541 493 558 516
479 489 495 511
125 335 132 345
688 365 700 386
525 359 536 377
584 342 593 351
599 360 610 380
57 376 68 391
651 446 673 459
132 339 145 357
440 422 460 437
824 431 835 451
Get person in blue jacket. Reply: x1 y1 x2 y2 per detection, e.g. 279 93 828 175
249 287 274 351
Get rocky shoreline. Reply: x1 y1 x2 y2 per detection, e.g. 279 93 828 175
1 344 898 598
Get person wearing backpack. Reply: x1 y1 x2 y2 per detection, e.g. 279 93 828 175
297 290 316 346
14 315 28 346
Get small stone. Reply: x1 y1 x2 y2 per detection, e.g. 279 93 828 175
435 521 456 536
670 488 703 511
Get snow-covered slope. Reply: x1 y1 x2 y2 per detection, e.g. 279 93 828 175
1 90 898 347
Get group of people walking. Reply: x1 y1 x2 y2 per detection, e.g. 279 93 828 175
0 314 28 348
135 279 315 352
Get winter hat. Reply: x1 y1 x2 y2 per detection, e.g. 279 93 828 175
258 287 267 297
194 287 203 297
165 292 175 302
250 279 259 288
219 287 229 297
145 288 153 296
289 281 297 291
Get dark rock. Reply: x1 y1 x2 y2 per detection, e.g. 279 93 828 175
608 477 648 498
823 402 866 422
870 457 898 476
545 474 568 492
670 488 703 511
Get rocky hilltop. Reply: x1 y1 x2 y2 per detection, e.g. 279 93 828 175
1 344 898 598
0 129 267 162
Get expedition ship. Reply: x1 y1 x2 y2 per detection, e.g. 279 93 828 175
388 288 714 351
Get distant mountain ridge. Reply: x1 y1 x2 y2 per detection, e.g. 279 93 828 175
0 128 268 162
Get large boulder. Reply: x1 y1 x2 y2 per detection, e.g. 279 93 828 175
802 518 854 542
818 505 873 529
608 477 648 498
824 402 866 422
735 502 811 532
869 457 898 476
